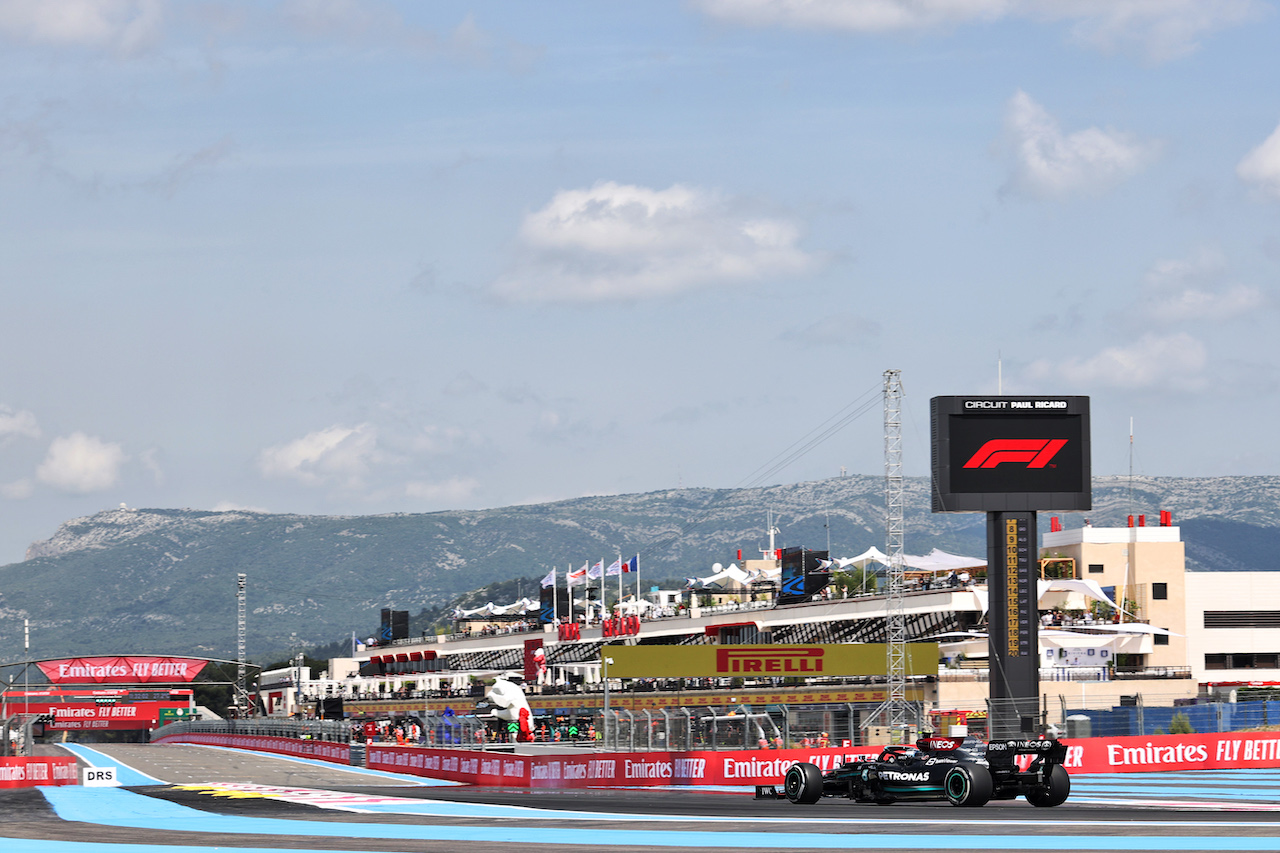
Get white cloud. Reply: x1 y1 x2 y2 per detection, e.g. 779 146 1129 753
403 425 472 456
1141 248 1265 324
1002 90 1156 199
404 477 480 503
143 136 235 198
1 478 33 499
211 501 270 513
1237 121 1280 199
1025 332 1207 390
493 181 816 302
0 0 164 54
139 448 165 485
280 0 403 40
257 423 380 488
1040 0 1265 64
694 0 1013 32
694 0 1265 61
0 407 40 441
279 2 510 64
37 432 126 493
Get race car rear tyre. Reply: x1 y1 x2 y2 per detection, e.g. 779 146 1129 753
944 765 993 807
784 762 824 805
1026 764 1070 807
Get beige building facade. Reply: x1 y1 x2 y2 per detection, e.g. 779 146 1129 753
1040 523 1187 672
1184 571 1280 686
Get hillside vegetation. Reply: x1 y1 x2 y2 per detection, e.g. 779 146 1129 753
0 474 1276 664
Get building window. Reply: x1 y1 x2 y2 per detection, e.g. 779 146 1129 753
1204 611 1280 629
1205 652 1280 670
1154 633 1169 645
1088 563 1104 574
1152 583 1168 600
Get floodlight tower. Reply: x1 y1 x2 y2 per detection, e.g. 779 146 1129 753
883 369 910 736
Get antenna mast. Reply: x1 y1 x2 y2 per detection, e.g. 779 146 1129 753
761 510 780 558
1128 417 1134 512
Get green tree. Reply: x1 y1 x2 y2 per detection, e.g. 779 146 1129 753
1169 712 1195 734
831 567 877 596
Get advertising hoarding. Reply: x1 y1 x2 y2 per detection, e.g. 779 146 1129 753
35 656 208 684
777 547 831 605
605 643 937 679
11 700 186 730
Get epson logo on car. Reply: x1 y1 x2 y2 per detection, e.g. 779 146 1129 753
990 740 1051 752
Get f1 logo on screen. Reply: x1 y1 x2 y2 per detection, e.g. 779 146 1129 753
963 439 1067 469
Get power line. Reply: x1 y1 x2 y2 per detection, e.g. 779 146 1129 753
641 381 883 557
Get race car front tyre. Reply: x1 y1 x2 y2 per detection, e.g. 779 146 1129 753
784 762 824 805
944 764 993 807
1025 764 1070 807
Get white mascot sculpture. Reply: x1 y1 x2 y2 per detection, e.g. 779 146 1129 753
485 676 534 742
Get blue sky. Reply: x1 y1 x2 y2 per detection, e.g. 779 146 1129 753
0 0 1278 564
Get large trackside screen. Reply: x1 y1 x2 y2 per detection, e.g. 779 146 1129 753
931 396 1091 513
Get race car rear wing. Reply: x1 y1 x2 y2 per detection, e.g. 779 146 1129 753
984 738 1067 769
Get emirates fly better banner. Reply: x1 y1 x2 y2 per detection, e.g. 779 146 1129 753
13 700 184 730
36 656 208 684
605 644 938 679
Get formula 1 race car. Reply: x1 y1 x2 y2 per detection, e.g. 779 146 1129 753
762 736 1069 808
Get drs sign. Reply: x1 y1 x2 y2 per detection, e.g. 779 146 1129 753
931 396 1091 512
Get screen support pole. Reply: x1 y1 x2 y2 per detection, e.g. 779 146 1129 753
986 510 1039 740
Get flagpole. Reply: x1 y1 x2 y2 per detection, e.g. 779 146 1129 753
618 552 623 612
553 566 558 625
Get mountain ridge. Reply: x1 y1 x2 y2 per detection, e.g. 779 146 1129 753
1 474 1277 665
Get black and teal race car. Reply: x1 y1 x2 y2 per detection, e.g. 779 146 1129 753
763 735 1070 808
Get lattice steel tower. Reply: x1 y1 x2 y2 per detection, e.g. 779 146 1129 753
883 369 910 734
236 573 247 710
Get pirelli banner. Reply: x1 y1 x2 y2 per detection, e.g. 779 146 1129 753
605 644 937 679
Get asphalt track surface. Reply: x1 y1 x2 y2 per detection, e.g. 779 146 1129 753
4 743 1280 853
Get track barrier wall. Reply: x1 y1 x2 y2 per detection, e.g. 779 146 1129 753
366 744 881 786
152 731 353 765
0 757 78 788
154 728 1280 782
1063 730 1280 773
